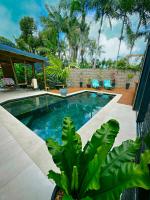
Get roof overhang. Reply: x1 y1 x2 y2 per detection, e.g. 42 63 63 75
0 44 48 64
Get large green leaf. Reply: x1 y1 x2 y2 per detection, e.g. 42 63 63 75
91 151 150 200
144 132 150 149
79 145 108 196
48 170 69 195
78 120 119 191
48 170 61 188
101 139 141 177
71 166 79 191
46 139 64 170
61 117 82 182
82 120 119 165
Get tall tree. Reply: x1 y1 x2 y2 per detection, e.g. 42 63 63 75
16 16 40 53
127 0 150 55
90 0 117 67
70 0 90 63
40 15 59 55
116 0 135 60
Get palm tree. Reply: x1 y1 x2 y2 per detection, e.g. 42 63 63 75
70 0 90 63
116 0 135 60
90 0 117 68
42 4 66 58
128 0 150 55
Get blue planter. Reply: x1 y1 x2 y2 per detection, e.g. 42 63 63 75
59 88 68 96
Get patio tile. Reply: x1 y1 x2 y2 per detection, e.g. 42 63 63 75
0 150 32 188
0 164 54 200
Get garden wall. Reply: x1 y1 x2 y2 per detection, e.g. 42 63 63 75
68 69 140 88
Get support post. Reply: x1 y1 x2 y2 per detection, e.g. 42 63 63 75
32 63 35 78
9 57 18 85
42 62 47 90
24 60 27 84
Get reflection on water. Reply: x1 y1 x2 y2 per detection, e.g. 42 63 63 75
2 92 114 144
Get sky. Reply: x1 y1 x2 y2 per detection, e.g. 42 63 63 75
0 0 147 60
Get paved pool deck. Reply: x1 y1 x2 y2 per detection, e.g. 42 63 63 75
0 89 137 200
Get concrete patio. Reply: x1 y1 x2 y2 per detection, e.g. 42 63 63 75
0 88 137 200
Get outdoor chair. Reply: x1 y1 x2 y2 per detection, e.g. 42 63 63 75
91 79 100 89
103 80 113 90
1 78 16 89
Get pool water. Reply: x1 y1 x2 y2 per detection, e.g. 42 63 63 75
2 92 114 143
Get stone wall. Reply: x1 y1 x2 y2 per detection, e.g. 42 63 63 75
68 69 140 88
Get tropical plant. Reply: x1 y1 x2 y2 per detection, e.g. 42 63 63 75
46 54 70 87
90 0 117 67
128 0 150 55
116 0 135 60
127 73 134 80
15 16 41 53
71 0 90 63
47 117 150 200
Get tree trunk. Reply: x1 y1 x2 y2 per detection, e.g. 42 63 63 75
129 18 142 55
117 16 126 61
73 46 78 62
81 48 84 64
93 13 104 68
57 32 61 58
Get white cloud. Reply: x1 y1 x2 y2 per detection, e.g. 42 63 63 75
0 4 19 41
100 34 130 60
88 16 139 60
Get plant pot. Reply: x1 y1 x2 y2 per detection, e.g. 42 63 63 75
86 84 91 88
59 88 68 96
126 83 130 89
51 186 59 200
80 82 83 88
112 79 115 88
99 80 103 87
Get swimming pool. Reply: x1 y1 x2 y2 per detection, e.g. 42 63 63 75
2 92 114 143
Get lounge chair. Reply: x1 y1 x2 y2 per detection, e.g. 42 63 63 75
91 79 100 88
103 80 112 90
1 78 15 89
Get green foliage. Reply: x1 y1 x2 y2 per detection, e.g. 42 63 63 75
79 61 92 69
46 54 70 85
36 72 44 89
14 63 26 83
127 73 134 79
16 16 40 53
0 68 3 79
47 118 150 199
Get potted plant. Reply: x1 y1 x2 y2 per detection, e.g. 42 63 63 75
98 70 103 87
47 117 150 200
46 54 70 96
86 78 91 88
126 73 134 89
79 73 83 88
111 72 116 88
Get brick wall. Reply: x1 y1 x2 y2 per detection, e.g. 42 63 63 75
68 69 140 88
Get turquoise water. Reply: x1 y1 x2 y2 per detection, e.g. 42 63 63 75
2 92 114 143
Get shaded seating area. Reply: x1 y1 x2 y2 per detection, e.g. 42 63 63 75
0 44 47 90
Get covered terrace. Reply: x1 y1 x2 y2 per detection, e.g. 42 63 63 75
0 44 47 89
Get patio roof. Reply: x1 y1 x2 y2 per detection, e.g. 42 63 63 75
0 44 47 89
0 44 47 64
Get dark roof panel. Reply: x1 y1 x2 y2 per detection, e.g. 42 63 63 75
0 44 47 62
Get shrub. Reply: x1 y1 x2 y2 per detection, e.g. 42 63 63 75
47 118 150 200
